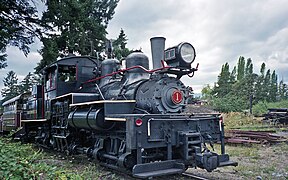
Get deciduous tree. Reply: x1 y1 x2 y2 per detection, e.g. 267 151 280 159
0 0 43 69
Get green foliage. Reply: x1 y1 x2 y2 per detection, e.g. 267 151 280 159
36 0 119 71
112 29 132 61
203 56 287 112
213 63 232 97
0 0 43 69
278 80 288 100
1 71 20 101
1 71 39 101
269 70 277 102
201 84 213 100
0 137 115 179
236 56 245 81
245 58 253 75
252 100 288 116
211 95 247 113
35 36 59 73
19 72 40 93
0 138 56 179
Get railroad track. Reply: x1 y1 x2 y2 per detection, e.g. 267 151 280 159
226 129 288 144
182 172 210 180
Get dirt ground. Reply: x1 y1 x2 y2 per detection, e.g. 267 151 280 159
44 140 287 180
185 142 288 180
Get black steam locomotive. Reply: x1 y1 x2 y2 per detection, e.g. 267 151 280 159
1 37 237 178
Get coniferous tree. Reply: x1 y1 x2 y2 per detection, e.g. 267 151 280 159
255 63 266 102
230 66 237 84
35 36 59 73
260 63 266 75
19 72 40 93
263 69 271 101
269 70 277 102
36 0 119 71
203 56 285 112
214 63 231 97
245 58 253 76
1 71 20 101
279 80 288 100
113 29 131 61
237 56 245 81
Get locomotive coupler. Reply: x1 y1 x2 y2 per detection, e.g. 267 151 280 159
195 152 238 172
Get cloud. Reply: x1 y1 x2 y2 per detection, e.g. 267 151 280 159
107 0 288 92
0 47 41 99
1 0 288 100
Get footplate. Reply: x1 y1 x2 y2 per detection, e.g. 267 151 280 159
132 160 185 179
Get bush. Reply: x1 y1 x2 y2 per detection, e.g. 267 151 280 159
252 100 288 116
223 112 261 129
211 95 247 113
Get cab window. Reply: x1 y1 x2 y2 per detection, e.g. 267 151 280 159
45 68 57 91
58 65 76 82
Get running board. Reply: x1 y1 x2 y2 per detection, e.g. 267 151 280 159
132 160 185 179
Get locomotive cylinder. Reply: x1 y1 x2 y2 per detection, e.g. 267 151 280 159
68 107 115 130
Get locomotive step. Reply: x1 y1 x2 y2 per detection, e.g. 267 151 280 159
132 160 185 179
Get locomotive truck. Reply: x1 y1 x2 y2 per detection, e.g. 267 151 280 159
1 37 237 178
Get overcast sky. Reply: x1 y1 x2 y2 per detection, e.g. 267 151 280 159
1 0 288 99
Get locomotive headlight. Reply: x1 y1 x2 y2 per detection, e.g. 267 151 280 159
180 43 195 63
164 42 196 68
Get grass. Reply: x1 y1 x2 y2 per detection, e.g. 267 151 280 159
0 137 119 180
223 112 262 130
212 111 288 180
223 143 288 179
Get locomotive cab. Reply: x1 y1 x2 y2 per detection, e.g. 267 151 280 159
43 56 99 99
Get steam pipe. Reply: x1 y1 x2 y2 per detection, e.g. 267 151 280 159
81 65 170 85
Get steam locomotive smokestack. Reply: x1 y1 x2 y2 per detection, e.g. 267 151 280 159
150 37 166 69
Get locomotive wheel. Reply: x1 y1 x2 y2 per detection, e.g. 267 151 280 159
118 152 136 170
92 148 105 162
